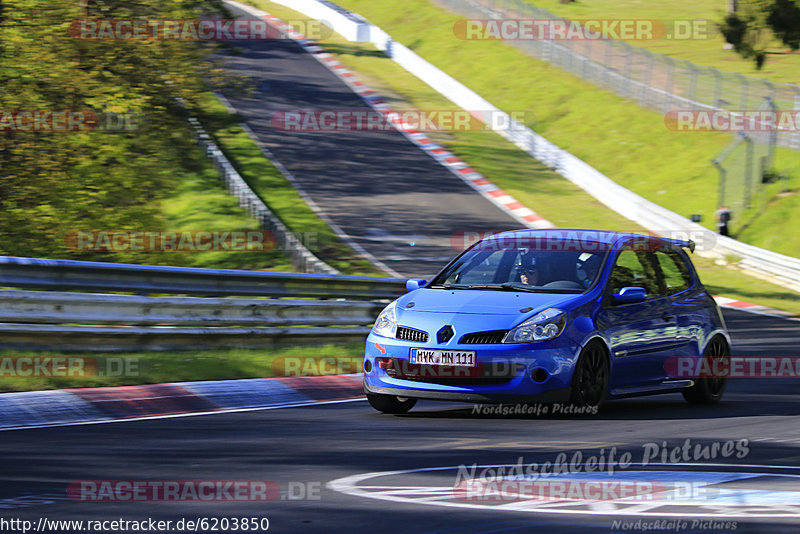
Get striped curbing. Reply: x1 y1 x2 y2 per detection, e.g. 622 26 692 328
712 295 796 318
0 374 365 432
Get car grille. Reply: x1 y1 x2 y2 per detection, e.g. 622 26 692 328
396 326 429 343
459 330 507 344
388 363 520 386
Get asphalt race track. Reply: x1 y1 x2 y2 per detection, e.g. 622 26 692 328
214 6 523 277
1 308 799 533
4 11 798 534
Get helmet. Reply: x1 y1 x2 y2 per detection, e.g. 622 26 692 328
576 253 602 285
519 251 537 272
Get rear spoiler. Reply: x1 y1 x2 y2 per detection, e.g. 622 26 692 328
666 238 696 253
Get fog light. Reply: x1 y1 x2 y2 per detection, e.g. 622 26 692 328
531 368 548 383
364 360 372 373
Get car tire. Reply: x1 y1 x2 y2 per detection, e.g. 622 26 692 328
366 393 417 414
569 341 609 411
683 336 729 404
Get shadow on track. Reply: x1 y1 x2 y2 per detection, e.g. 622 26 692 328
388 379 800 421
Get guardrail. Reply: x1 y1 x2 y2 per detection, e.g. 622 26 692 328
0 256 405 300
255 0 800 294
0 290 384 326
0 256 406 351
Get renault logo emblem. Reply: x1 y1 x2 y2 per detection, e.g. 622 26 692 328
437 325 454 344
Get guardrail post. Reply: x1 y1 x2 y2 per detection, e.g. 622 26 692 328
662 56 675 112
743 133 754 209
688 63 698 105
793 92 800 151
712 158 727 213
737 73 749 109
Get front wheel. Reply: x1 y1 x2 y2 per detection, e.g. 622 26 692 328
366 393 417 414
570 341 609 411
683 336 729 404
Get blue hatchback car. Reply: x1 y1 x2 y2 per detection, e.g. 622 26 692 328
363 229 731 414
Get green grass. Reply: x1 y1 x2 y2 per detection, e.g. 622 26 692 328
318 0 800 242
523 0 800 84
81 127 297 272
246 0 800 315
693 255 800 316
159 163 294 271
193 91 382 275
0 344 363 393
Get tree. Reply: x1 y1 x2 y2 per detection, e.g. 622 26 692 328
719 0 770 69
767 0 800 51
719 0 800 68
0 0 228 261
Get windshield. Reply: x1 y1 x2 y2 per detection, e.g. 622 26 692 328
429 243 608 293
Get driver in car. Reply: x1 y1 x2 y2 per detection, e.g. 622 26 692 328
519 255 539 286
576 254 602 289
520 267 538 285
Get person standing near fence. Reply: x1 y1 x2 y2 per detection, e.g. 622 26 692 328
716 205 732 236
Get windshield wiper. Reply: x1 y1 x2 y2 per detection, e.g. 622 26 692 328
427 283 581 294
437 283 542 292
429 284 472 290
498 282 544 292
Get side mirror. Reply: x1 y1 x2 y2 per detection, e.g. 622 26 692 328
612 286 647 304
406 279 427 292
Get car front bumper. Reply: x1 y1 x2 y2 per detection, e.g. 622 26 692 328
364 331 580 404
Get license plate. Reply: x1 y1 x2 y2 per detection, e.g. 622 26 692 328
410 348 476 367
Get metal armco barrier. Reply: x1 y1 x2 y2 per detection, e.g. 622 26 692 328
0 323 372 352
0 256 406 351
0 290 384 326
0 256 406 299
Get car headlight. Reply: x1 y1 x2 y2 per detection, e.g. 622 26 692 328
503 308 567 343
372 301 398 338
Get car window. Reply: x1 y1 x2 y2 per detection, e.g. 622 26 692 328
443 250 508 285
655 250 692 295
608 249 659 297
431 245 607 293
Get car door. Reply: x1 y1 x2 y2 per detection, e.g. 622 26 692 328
654 248 705 359
598 247 677 388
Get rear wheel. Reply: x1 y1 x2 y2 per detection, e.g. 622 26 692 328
570 341 609 410
683 336 729 404
366 393 417 414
